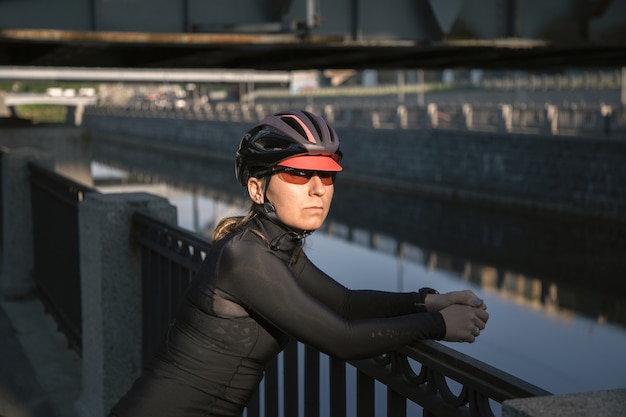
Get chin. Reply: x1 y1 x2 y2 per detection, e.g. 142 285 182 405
286 213 327 232
299 221 324 231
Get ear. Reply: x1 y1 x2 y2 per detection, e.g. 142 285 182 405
247 177 264 204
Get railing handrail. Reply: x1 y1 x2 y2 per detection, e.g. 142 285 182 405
29 162 97 205
132 210 551 417
133 211 211 269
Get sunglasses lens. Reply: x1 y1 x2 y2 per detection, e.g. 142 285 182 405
276 169 336 185
318 172 336 185
277 170 310 184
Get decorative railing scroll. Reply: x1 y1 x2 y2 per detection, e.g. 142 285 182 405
350 340 551 417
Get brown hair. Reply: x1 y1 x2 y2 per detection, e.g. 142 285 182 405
211 205 268 244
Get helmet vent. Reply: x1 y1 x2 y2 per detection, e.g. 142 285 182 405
256 137 291 150
281 114 317 143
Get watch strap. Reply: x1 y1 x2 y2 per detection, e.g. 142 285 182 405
415 287 439 313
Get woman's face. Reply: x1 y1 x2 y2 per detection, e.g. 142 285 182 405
248 171 334 231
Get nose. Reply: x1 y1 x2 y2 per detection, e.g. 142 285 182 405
308 174 326 196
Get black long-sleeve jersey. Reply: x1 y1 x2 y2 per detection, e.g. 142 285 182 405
110 211 446 417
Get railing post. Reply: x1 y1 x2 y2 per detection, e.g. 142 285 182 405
356 370 375 417
283 340 299 416
264 355 279 417
75 192 176 417
304 345 320 417
330 357 346 417
0 148 53 298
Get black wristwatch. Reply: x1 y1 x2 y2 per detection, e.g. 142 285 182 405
414 287 439 313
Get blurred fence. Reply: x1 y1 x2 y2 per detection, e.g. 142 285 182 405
86 99 625 138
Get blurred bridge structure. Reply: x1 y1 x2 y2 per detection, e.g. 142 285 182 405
1 92 98 124
0 0 625 72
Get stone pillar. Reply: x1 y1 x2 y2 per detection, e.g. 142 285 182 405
542 104 558 135
66 104 86 126
599 105 613 136
323 104 335 123
371 111 381 128
620 67 626 107
462 104 473 130
498 104 513 133
503 388 626 417
396 105 407 129
0 147 54 298
344 108 354 126
0 91 10 117
74 192 176 417
427 103 438 128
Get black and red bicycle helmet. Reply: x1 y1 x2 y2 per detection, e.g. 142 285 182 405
235 109 342 186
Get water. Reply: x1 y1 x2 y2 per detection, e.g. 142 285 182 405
94 162 626 397
307 232 626 395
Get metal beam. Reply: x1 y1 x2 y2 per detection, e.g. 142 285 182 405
3 93 98 106
0 66 291 83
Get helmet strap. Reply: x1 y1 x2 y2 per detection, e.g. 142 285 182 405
262 175 278 219
259 175 312 250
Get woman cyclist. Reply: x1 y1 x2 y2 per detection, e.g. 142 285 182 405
109 109 489 417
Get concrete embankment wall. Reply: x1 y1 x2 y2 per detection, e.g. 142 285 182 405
0 124 93 186
82 113 626 222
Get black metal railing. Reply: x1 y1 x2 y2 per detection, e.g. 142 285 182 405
29 162 99 352
133 211 211 363
133 211 551 417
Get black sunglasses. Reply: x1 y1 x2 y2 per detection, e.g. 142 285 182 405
272 167 337 185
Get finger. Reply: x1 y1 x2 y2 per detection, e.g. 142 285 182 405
476 309 490 322
474 313 487 327
467 326 482 343
461 291 482 306
472 298 485 308
462 290 485 308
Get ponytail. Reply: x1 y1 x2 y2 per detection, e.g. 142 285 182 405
211 205 263 243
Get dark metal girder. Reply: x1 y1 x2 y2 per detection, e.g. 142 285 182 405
0 30 625 71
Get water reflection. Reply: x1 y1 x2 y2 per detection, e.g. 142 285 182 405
93 162 626 396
